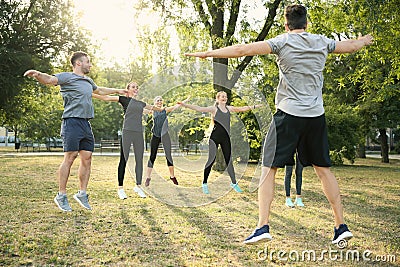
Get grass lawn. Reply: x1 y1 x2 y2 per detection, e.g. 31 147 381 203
0 153 399 266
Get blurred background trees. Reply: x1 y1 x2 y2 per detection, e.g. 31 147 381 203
1 0 399 163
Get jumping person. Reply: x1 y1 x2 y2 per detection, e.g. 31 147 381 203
24 51 128 212
93 82 165 199
145 96 187 187
185 4 373 244
284 153 304 208
179 91 261 194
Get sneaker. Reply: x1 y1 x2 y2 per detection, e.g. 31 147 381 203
73 192 92 210
202 183 209 194
54 193 72 212
294 197 304 207
230 182 243 193
170 177 179 185
117 188 127 199
145 178 151 187
332 224 353 244
243 225 272 244
285 197 295 208
134 186 146 198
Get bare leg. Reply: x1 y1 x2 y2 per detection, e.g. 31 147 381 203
168 166 175 178
57 151 79 193
146 166 153 178
77 150 92 191
257 167 277 228
313 165 344 228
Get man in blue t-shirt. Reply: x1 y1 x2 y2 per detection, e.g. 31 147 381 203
24 51 127 212
185 4 373 245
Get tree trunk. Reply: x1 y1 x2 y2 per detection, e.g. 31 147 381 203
357 137 366 158
379 128 389 163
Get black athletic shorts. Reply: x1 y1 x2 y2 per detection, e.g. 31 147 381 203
262 109 331 168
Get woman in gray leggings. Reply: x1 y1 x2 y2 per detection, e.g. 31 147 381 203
93 82 164 199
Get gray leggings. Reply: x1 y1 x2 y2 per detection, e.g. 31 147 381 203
284 154 303 197
118 130 144 186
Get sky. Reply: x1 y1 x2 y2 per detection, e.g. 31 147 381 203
73 0 160 66
72 0 267 67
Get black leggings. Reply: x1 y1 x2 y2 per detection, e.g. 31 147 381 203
203 132 236 184
284 153 303 197
118 130 144 186
147 133 174 168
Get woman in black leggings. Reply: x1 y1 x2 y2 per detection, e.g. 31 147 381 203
93 82 164 199
145 96 187 187
284 152 304 207
180 91 261 194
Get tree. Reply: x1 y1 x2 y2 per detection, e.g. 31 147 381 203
0 0 91 142
137 0 282 163
307 0 400 163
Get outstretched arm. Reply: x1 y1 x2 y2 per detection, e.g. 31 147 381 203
166 97 190 113
144 104 165 112
333 34 373 54
185 41 272 59
92 93 119 102
178 101 215 113
228 104 263 113
94 86 128 96
24 70 58 85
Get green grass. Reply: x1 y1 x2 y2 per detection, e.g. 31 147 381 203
0 154 399 266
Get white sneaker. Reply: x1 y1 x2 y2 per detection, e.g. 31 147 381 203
117 188 127 199
134 186 146 198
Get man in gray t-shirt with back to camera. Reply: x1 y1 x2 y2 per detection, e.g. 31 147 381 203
185 4 373 245
24 51 127 212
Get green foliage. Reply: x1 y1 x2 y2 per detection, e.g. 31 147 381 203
0 0 91 142
308 0 400 159
325 95 362 163
329 150 344 165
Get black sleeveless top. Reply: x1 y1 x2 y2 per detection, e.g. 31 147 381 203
211 106 230 136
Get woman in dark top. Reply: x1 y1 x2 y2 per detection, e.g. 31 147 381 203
93 82 164 199
145 96 187 187
179 91 261 194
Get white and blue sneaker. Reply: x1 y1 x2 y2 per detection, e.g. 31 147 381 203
73 192 92 210
54 193 72 212
243 225 272 244
332 224 353 244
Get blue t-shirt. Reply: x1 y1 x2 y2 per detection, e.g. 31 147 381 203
54 72 98 119
266 32 336 117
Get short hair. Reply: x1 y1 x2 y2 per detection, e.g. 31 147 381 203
285 4 307 31
70 51 88 66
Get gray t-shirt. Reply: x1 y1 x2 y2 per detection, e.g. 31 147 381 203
119 96 146 132
54 72 98 119
266 32 336 117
